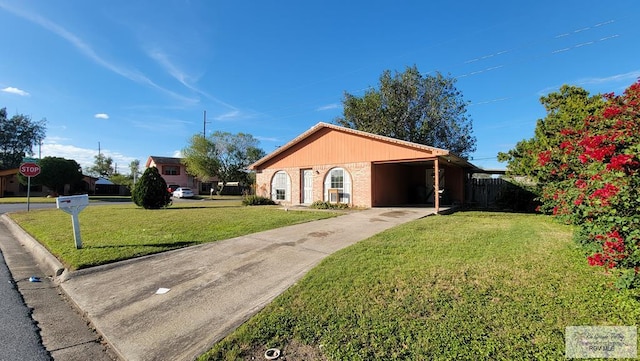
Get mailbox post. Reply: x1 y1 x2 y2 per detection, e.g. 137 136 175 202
56 194 89 249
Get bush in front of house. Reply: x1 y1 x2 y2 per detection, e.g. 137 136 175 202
537 80 640 289
242 195 276 206
310 201 349 209
132 166 172 209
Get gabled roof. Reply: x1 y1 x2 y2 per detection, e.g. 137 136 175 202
249 122 477 169
146 156 183 168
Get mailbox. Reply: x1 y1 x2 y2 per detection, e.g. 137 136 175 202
56 194 89 210
56 194 89 249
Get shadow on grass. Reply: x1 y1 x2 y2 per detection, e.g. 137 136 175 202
86 241 199 249
167 206 231 210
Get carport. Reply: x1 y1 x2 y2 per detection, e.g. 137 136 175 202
371 156 475 210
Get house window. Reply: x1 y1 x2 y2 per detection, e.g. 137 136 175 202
271 171 291 202
324 167 351 204
163 166 180 176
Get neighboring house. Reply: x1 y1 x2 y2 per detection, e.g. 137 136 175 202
249 122 480 211
1 168 95 197
145 156 202 192
0 168 22 197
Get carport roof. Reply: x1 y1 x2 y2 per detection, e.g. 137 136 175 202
249 122 479 170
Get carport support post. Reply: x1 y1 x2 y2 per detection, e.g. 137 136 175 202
434 158 440 214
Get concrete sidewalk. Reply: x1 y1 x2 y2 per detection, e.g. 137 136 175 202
4 207 437 361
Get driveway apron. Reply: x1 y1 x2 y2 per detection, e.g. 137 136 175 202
60 207 437 361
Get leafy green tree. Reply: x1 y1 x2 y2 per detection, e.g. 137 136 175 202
19 157 83 195
498 85 605 180
88 153 114 177
0 107 46 170
129 159 141 185
132 167 172 209
182 134 219 182
110 173 133 190
182 132 265 195
336 66 476 157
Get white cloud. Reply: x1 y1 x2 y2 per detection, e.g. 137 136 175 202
316 103 339 111
538 70 640 96
576 70 640 86
1 86 30 96
255 136 280 142
94 113 109 120
214 110 241 121
0 3 198 104
146 47 239 110
40 139 138 175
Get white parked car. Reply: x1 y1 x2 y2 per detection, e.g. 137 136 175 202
172 187 195 198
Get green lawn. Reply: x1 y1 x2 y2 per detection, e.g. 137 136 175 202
8 201 338 270
0 196 58 204
0 195 134 203
201 212 640 360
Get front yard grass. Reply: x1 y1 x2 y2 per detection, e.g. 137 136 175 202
201 212 640 360
8 202 339 270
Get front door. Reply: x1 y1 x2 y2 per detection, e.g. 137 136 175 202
302 169 313 204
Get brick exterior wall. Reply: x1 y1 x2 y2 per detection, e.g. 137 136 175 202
254 162 373 208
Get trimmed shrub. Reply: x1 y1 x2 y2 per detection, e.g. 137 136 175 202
242 195 276 206
132 167 172 209
310 201 349 209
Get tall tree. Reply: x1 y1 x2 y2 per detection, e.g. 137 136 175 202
20 156 83 195
129 159 140 185
88 153 114 177
182 132 265 194
498 85 605 180
0 107 46 170
336 66 476 157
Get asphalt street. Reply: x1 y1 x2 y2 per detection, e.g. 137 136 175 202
0 203 117 361
0 248 50 361
0 203 51 360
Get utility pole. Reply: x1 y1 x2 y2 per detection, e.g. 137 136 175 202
203 110 207 136
202 110 212 137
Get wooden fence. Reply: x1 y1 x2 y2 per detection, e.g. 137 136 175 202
466 178 537 212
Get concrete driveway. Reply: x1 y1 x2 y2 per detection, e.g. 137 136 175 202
12 207 438 361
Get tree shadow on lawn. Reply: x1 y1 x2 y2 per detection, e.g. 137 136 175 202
86 241 200 249
165 204 241 210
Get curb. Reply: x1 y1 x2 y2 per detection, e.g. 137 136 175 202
0 214 67 281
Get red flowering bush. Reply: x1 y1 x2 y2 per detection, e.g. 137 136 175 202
537 80 640 289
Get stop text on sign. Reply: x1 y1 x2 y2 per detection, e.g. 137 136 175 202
20 162 41 177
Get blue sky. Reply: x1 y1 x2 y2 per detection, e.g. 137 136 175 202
1 1 639 174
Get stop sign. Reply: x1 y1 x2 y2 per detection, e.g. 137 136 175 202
20 162 41 177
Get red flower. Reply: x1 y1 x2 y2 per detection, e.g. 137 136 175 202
537 150 552 166
560 141 575 154
588 253 605 266
575 179 587 189
607 154 638 171
578 135 616 162
602 106 622 119
590 183 619 199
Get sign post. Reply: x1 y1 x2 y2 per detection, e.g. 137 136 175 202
56 194 89 249
19 161 41 212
